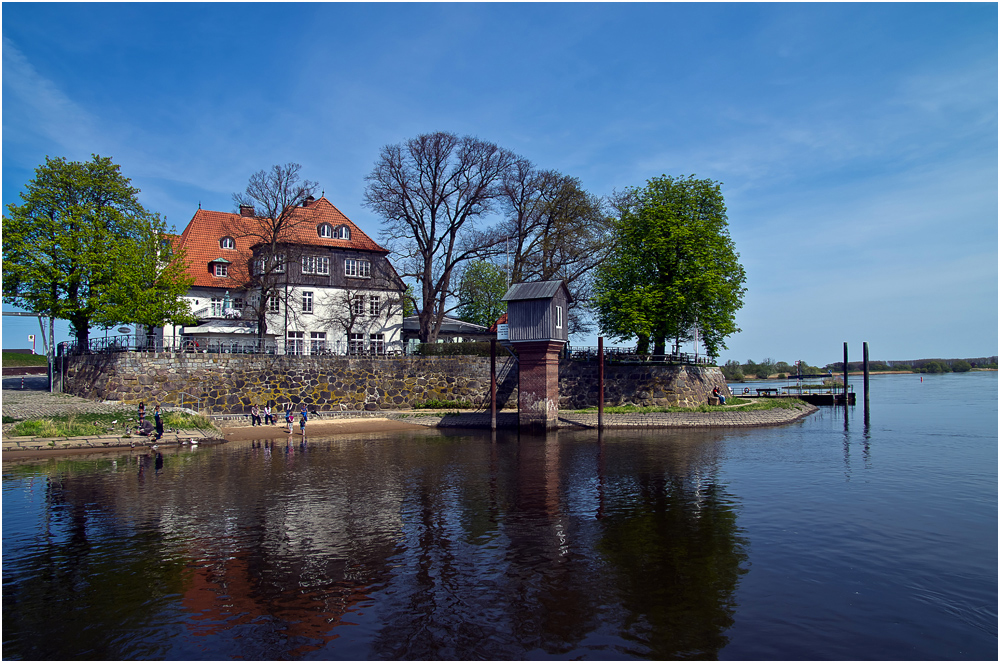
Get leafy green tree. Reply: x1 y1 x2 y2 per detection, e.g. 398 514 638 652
93 222 195 335
456 261 507 328
951 359 972 373
592 175 746 357
3 155 193 347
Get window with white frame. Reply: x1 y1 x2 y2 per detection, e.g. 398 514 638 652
369 295 380 317
268 295 280 313
211 297 223 316
369 333 384 355
345 258 371 278
214 262 228 277
318 223 333 238
301 255 330 275
287 331 304 355
349 333 365 354
302 291 313 314
220 237 235 250
556 305 563 329
273 254 285 273
310 332 326 354
352 294 366 317
335 226 351 240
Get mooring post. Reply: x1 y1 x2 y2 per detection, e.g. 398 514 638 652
843 342 849 405
490 339 497 431
598 337 604 430
863 341 870 416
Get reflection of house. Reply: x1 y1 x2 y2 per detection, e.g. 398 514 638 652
163 197 405 354
400 315 494 352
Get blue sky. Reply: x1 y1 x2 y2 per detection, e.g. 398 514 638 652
3 3 996 366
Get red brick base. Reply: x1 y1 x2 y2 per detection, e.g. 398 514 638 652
516 341 564 431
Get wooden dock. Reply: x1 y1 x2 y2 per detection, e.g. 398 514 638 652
739 386 856 406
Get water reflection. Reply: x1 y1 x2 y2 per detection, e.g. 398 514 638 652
3 428 748 660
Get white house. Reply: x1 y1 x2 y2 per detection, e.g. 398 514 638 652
163 196 406 354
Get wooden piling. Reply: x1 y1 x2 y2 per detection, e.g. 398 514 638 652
598 337 604 430
863 341 870 416
843 342 849 405
490 339 497 431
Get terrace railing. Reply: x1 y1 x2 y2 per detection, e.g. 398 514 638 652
61 335 409 358
568 346 714 365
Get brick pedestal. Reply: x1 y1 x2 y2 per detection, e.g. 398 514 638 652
516 340 565 431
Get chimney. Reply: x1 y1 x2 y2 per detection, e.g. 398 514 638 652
240 205 255 217
303 195 316 207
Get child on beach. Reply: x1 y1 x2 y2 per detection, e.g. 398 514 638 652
285 406 294 434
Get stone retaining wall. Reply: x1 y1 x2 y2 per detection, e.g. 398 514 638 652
59 352 727 414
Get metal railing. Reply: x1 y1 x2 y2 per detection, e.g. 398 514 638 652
569 346 714 365
61 334 411 358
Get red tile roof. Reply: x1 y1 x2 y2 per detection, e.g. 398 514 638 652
174 197 388 288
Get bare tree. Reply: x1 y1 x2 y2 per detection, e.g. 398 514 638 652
364 132 518 343
225 163 319 342
316 287 406 354
496 165 611 334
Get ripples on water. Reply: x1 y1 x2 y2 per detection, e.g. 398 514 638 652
2 372 996 660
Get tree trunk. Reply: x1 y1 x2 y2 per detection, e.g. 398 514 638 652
636 334 650 354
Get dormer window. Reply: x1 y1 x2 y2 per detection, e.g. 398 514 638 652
211 258 230 277
220 236 236 250
318 223 333 238
335 225 351 240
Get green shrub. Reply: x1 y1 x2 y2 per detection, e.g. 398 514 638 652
951 360 972 373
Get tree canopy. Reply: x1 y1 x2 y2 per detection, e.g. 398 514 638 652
592 175 746 358
495 165 610 334
2 155 194 347
364 131 608 342
364 132 517 343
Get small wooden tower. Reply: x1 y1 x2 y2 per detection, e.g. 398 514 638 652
502 280 571 431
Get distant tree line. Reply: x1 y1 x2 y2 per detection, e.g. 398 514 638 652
722 356 997 380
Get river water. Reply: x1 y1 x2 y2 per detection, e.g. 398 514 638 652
3 372 996 660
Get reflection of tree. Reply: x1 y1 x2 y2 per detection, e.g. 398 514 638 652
5 429 749 659
598 468 748 659
2 463 188 660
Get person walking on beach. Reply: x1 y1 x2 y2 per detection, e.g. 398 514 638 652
299 405 308 436
285 405 294 434
250 404 261 426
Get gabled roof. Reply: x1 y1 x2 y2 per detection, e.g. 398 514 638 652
174 197 388 288
501 280 572 303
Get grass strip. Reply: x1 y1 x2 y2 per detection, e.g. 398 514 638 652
7 410 217 438
2 352 48 367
